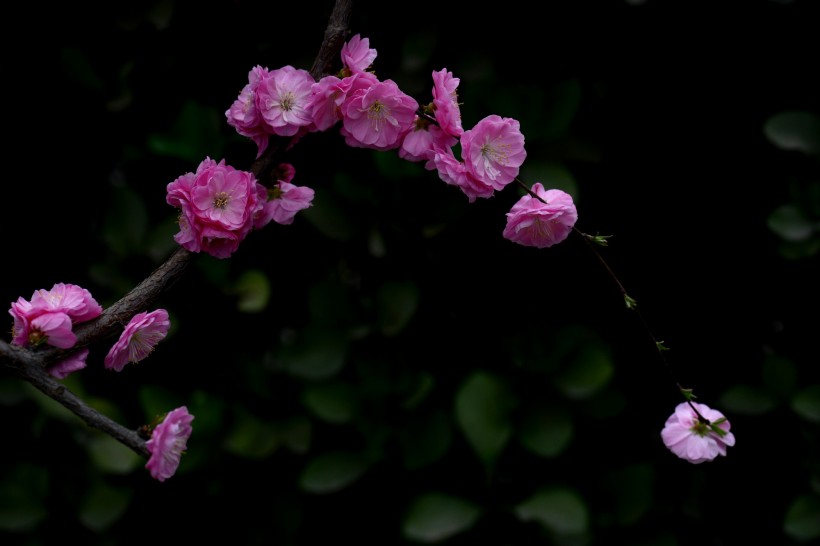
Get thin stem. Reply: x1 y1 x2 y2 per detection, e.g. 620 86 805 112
512 178 707 422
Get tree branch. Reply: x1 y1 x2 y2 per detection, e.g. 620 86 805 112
1 0 354 461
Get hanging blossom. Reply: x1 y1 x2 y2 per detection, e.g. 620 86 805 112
503 183 578 248
166 157 266 259
661 401 736 464
104 309 171 372
145 406 195 482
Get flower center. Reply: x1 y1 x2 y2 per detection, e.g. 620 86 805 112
213 192 230 209
480 140 510 166
280 92 295 112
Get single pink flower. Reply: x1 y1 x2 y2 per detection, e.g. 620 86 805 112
255 181 315 228
432 68 463 138
256 65 316 137
341 34 377 74
309 73 378 132
27 312 76 349
225 65 271 158
460 114 527 190
661 402 736 464
166 157 265 259
503 183 578 248
399 116 457 167
104 309 171 372
340 79 419 151
48 348 89 379
30 283 103 324
145 406 194 482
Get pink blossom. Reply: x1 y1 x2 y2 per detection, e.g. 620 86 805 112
104 309 170 372
310 72 378 132
460 115 527 190
340 79 419 151
399 116 457 167
661 402 736 464
255 181 315 228
341 34 377 74
225 65 271 158
432 68 463 138
503 184 578 248
433 149 495 202
48 348 89 379
166 157 265 259
9 283 102 349
145 406 194 482
30 283 103 323
256 65 316 137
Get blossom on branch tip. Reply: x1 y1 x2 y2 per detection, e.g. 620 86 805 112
145 406 194 482
341 34 377 75
503 183 578 248
104 309 170 372
661 402 735 463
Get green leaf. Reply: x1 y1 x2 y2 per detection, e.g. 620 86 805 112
764 110 820 155
518 405 574 458
302 381 356 424
234 269 270 313
784 493 820 541
454 371 515 471
719 385 776 415
376 280 419 336
86 434 143 474
554 343 614 400
791 385 820 423
299 451 368 494
402 492 481 543
279 325 349 381
0 463 48 532
515 487 589 536
78 481 131 532
768 204 815 242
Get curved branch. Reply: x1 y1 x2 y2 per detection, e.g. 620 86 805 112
1 0 355 462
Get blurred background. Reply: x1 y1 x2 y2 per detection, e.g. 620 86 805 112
2 0 819 544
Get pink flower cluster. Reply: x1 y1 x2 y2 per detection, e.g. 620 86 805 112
166 158 313 258
224 34 575 251
8 284 193 479
661 402 736 463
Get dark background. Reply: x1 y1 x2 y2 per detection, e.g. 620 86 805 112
2 0 819 544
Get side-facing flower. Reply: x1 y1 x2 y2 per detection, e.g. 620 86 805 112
48 348 89 379
503 183 578 248
225 65 272 158
254 181 315 228
661 401 736 464
341 33 377 75
145 406 194 482
431 68 463 138
104 309 170 372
